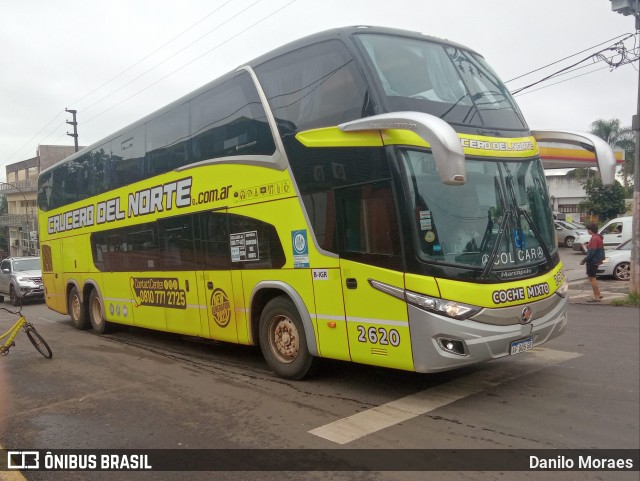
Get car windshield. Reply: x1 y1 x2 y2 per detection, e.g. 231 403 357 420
356 33 527 130
400 149 556 274
13 258 41 271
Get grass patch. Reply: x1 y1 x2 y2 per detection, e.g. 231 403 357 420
611 292 640 306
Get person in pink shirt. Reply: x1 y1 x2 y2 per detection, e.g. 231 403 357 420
580 223 605 302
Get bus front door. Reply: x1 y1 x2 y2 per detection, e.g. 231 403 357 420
340 259 412 371
335 181 413 371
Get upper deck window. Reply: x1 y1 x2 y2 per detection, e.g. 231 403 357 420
355 34 527 131
255 40 372 135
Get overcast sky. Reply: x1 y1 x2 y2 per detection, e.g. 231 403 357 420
0 0 637 180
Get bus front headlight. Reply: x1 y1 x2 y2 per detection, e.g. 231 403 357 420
555 281 569 298
405 291 480 320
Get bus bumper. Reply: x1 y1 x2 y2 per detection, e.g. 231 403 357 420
409 294 568 373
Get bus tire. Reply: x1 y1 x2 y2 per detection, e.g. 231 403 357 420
68 286 89 330
259 296 316 380
88 289 110 335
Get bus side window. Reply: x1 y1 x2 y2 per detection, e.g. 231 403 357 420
145 102 190 176
196 212 231 270
255 39 372 133
110 126 146 190
158 216 195 270
190 72 275 163
335 180 402 270
228 215 286 269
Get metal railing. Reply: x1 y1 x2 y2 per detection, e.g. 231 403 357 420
0 179 37 194
0 214 36 228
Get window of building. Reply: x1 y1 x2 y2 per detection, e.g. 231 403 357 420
558 204 578 213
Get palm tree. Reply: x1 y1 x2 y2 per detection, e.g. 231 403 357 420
590 118 635 190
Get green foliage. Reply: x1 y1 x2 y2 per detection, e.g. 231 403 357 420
590 118 635 191
577 176 626 221
611 292 640 307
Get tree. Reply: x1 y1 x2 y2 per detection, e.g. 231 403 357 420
578 176 627 222
590 118 635 191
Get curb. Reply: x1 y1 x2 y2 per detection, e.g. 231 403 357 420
567 276 631 305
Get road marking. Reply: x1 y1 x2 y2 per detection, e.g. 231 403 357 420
309 348 581 444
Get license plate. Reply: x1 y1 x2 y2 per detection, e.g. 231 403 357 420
510 337 533 355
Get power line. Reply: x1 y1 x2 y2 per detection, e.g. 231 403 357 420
70 0 237 109
84 0 298 125
79 0 264 115
513 64 613 97
4 0 294 168
4 2 237 167
505 33 634 83
515 47 638 89
4 111 66 164
510 36 638 95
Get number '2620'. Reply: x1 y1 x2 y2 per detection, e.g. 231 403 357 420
356 326 401 347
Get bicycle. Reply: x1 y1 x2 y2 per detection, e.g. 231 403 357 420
0 306 52 359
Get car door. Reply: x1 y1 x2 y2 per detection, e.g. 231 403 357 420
601 220 624 247
0 259 11 295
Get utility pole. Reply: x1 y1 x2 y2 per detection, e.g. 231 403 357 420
65 108 79 152
610 0 640 296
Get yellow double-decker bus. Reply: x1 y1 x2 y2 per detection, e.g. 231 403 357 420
38 26 615 379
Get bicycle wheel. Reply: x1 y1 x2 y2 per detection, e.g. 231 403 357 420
24 325 53 359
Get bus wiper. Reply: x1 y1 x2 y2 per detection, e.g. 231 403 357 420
505 175 553 266
481 209 511 278
440 92 483 120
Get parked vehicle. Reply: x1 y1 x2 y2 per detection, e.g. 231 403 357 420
598 239 632 281
554 220 586 248
0 257 44 305
573 216 632 254
568 221 587 230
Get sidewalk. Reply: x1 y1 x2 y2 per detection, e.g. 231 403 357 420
568 278 631 304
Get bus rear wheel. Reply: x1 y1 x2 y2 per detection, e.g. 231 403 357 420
89 289 111 334
68 286 89 330
259 296 316 380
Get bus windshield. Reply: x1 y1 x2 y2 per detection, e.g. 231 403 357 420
400 150 556 273
356 33 527 130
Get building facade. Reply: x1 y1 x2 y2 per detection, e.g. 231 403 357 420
1 145 79 257
546 173 587 223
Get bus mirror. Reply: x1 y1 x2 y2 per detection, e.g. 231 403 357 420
338 112 466 185
531 130 617 185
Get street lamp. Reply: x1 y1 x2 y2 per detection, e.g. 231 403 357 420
610 0 640 295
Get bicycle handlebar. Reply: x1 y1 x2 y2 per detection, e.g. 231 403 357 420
0 305 23 316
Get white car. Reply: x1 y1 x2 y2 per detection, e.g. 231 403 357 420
573 216 632 254
554 220 586 248
597 240 631 281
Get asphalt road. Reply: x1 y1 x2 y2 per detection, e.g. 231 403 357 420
0 290 637 481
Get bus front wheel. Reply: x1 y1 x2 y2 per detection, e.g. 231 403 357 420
259 296 316 380
68 286 89 330
89 289 110 335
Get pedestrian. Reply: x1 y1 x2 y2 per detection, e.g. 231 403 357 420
580 222 605 302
